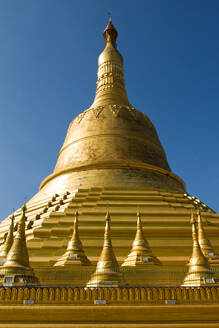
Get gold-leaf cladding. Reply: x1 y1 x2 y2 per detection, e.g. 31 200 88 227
128 107 138 120
110 104 121 117
75 112 86 124
92 106 104 118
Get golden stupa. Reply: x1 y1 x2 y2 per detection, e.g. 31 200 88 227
181 214 217 286
0 16 217 281
0 17 219 326
86 211 125 288
0 203 38 286
54 211 91 267
0 214 14 265
122 211 161 267
197 210 219 264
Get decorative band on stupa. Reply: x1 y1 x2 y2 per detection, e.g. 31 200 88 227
54 211 91 267
122 211 161 267
86 210 126 288
181 213 217 287
0 201 38 286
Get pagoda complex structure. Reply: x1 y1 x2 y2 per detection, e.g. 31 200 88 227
0 18 219 327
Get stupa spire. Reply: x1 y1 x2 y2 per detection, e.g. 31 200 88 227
181 214 216 286
122 211 161 267
54 211 91 266
197 210 219 264
91 17 130 107
86 211 125 288
0 213 14 264
0 201 38 286
4 201 29 268
103 15 118 48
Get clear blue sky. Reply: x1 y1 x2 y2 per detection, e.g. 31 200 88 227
0 0 219 218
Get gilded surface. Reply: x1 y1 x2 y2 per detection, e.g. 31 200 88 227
0 203 38 286
86 211 124 287
0 214 14 263
182 215 217 286
122 211 161 267
54 211 91 267
197 210 219 264
0 286 218 304
27 17 185 203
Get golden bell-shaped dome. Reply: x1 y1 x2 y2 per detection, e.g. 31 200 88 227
30 19 185 203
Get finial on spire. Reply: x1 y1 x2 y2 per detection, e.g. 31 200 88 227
108 11 112 22
103 15 118 47
22 197 27 214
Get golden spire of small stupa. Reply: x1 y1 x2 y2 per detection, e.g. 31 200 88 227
197 210 219 264
181 214 217 286
54 211 91 267
122 211 161 267
0 213 14 265
4 201 29 268
0 201 38 286
86 210 125 288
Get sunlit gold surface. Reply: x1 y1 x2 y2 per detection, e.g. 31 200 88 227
0 17 218 326
25 18 185 204
181 216 216 286
197 210 219 265
92 17 130 107
122 211 161 267
86 211 125 287
0 214 14 264
54 211 91 267
0 203 38 286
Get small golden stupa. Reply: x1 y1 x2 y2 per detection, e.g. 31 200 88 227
0 214 14 265
0 202 38 286
181 214 216 287
197 210 219 264
54 211 91 267
86 211 125 288
122 211 161 267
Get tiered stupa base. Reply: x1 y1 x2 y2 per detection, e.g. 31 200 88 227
181 272 218 287
54 251 91 267
0 187 218 286
86 270 126 288
122 251 161 267
0 266 38 287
